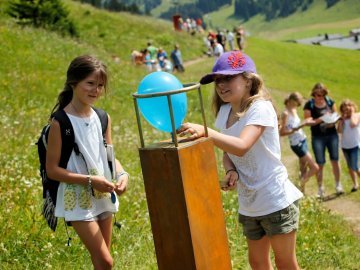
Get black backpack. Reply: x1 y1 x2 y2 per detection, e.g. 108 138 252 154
36 108 108 231
308 96 333 110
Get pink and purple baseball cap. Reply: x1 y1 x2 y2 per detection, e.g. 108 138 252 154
200 51 257 85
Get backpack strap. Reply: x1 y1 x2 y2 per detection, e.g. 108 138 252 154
52 108 108 166
309 98 315 110
325 96 333 108
93 107 109 142
52 110 76 168
309 97 333 110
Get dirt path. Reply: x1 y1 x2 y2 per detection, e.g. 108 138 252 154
323 195 360 238
183 55 208 67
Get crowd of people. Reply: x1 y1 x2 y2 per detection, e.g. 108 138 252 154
175 16 205 34
280 83 360 197
204 26 246 58
131 42 184 73
129 25 247 73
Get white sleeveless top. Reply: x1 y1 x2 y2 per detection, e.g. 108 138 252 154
215 101 303 217
55 110 119 221
286 112 306 146
341 119 360 149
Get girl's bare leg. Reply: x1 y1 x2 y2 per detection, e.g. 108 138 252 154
72 220 113 270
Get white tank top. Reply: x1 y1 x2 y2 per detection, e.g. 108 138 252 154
286 112 306 146
55 110 119 221
341 119 360 149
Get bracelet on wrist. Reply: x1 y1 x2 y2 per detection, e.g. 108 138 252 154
87 175 92 188
226 169 237 175
116 171 129 181
226 169 239 180
87 175 95 196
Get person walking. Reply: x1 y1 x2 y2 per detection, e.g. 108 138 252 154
303 82 343 198
236 26 245 51
280 92 319 194
226 29 235 51
171 44 185 73
337 99 360 192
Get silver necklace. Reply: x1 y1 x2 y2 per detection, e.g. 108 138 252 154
71 102 91 126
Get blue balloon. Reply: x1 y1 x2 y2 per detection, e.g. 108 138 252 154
137 71 187 133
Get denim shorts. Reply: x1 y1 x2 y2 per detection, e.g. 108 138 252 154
290 139 308 158
311 134 339 165
342 146 359 171
238 201 300 240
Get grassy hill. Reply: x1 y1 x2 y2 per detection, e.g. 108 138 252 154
151 0 194 17
0 0 360 269
203 0 360 40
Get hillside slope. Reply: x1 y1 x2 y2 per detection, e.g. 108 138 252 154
205 0 360 40
1 1 360 269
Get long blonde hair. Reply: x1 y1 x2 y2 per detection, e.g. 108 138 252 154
339 99 358 113
284 92 303 107
212 72 272 117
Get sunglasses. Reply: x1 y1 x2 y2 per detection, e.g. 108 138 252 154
214 75 237 84
314 94 324 97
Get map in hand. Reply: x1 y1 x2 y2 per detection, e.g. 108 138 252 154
320 112 340 124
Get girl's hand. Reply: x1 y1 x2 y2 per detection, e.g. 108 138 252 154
221 170 238 191
115 174 129 196
177 122 205 140
91 175 115 193
350 106 355 115
301 118 313 126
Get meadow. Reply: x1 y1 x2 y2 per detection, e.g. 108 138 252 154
1 0 360 269
206 0 360 40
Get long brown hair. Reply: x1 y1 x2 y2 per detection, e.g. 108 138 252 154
50 55 108 117
212 72 272 117
311 82 328 97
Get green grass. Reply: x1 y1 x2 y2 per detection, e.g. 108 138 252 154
206 0 360 40
150 0 194 17
1 0 360 269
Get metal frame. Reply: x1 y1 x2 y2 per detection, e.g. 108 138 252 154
133 83 208 148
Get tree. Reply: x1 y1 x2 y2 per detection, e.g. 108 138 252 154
7 0 78 37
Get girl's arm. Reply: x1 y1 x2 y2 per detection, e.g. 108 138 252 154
105 114 128 195
178 123 265 157
221 152 238 190
279 111 296 136
223 152 236 172
46 119 115 192
350 111 360 128
332 103 338 113
337 118 344 133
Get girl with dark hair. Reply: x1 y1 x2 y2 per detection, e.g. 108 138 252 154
46 55 128 270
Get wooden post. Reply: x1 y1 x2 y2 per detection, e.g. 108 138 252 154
139 137 232 270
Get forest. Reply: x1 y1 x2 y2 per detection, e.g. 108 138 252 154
234 0 340 21
74 0 343 22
